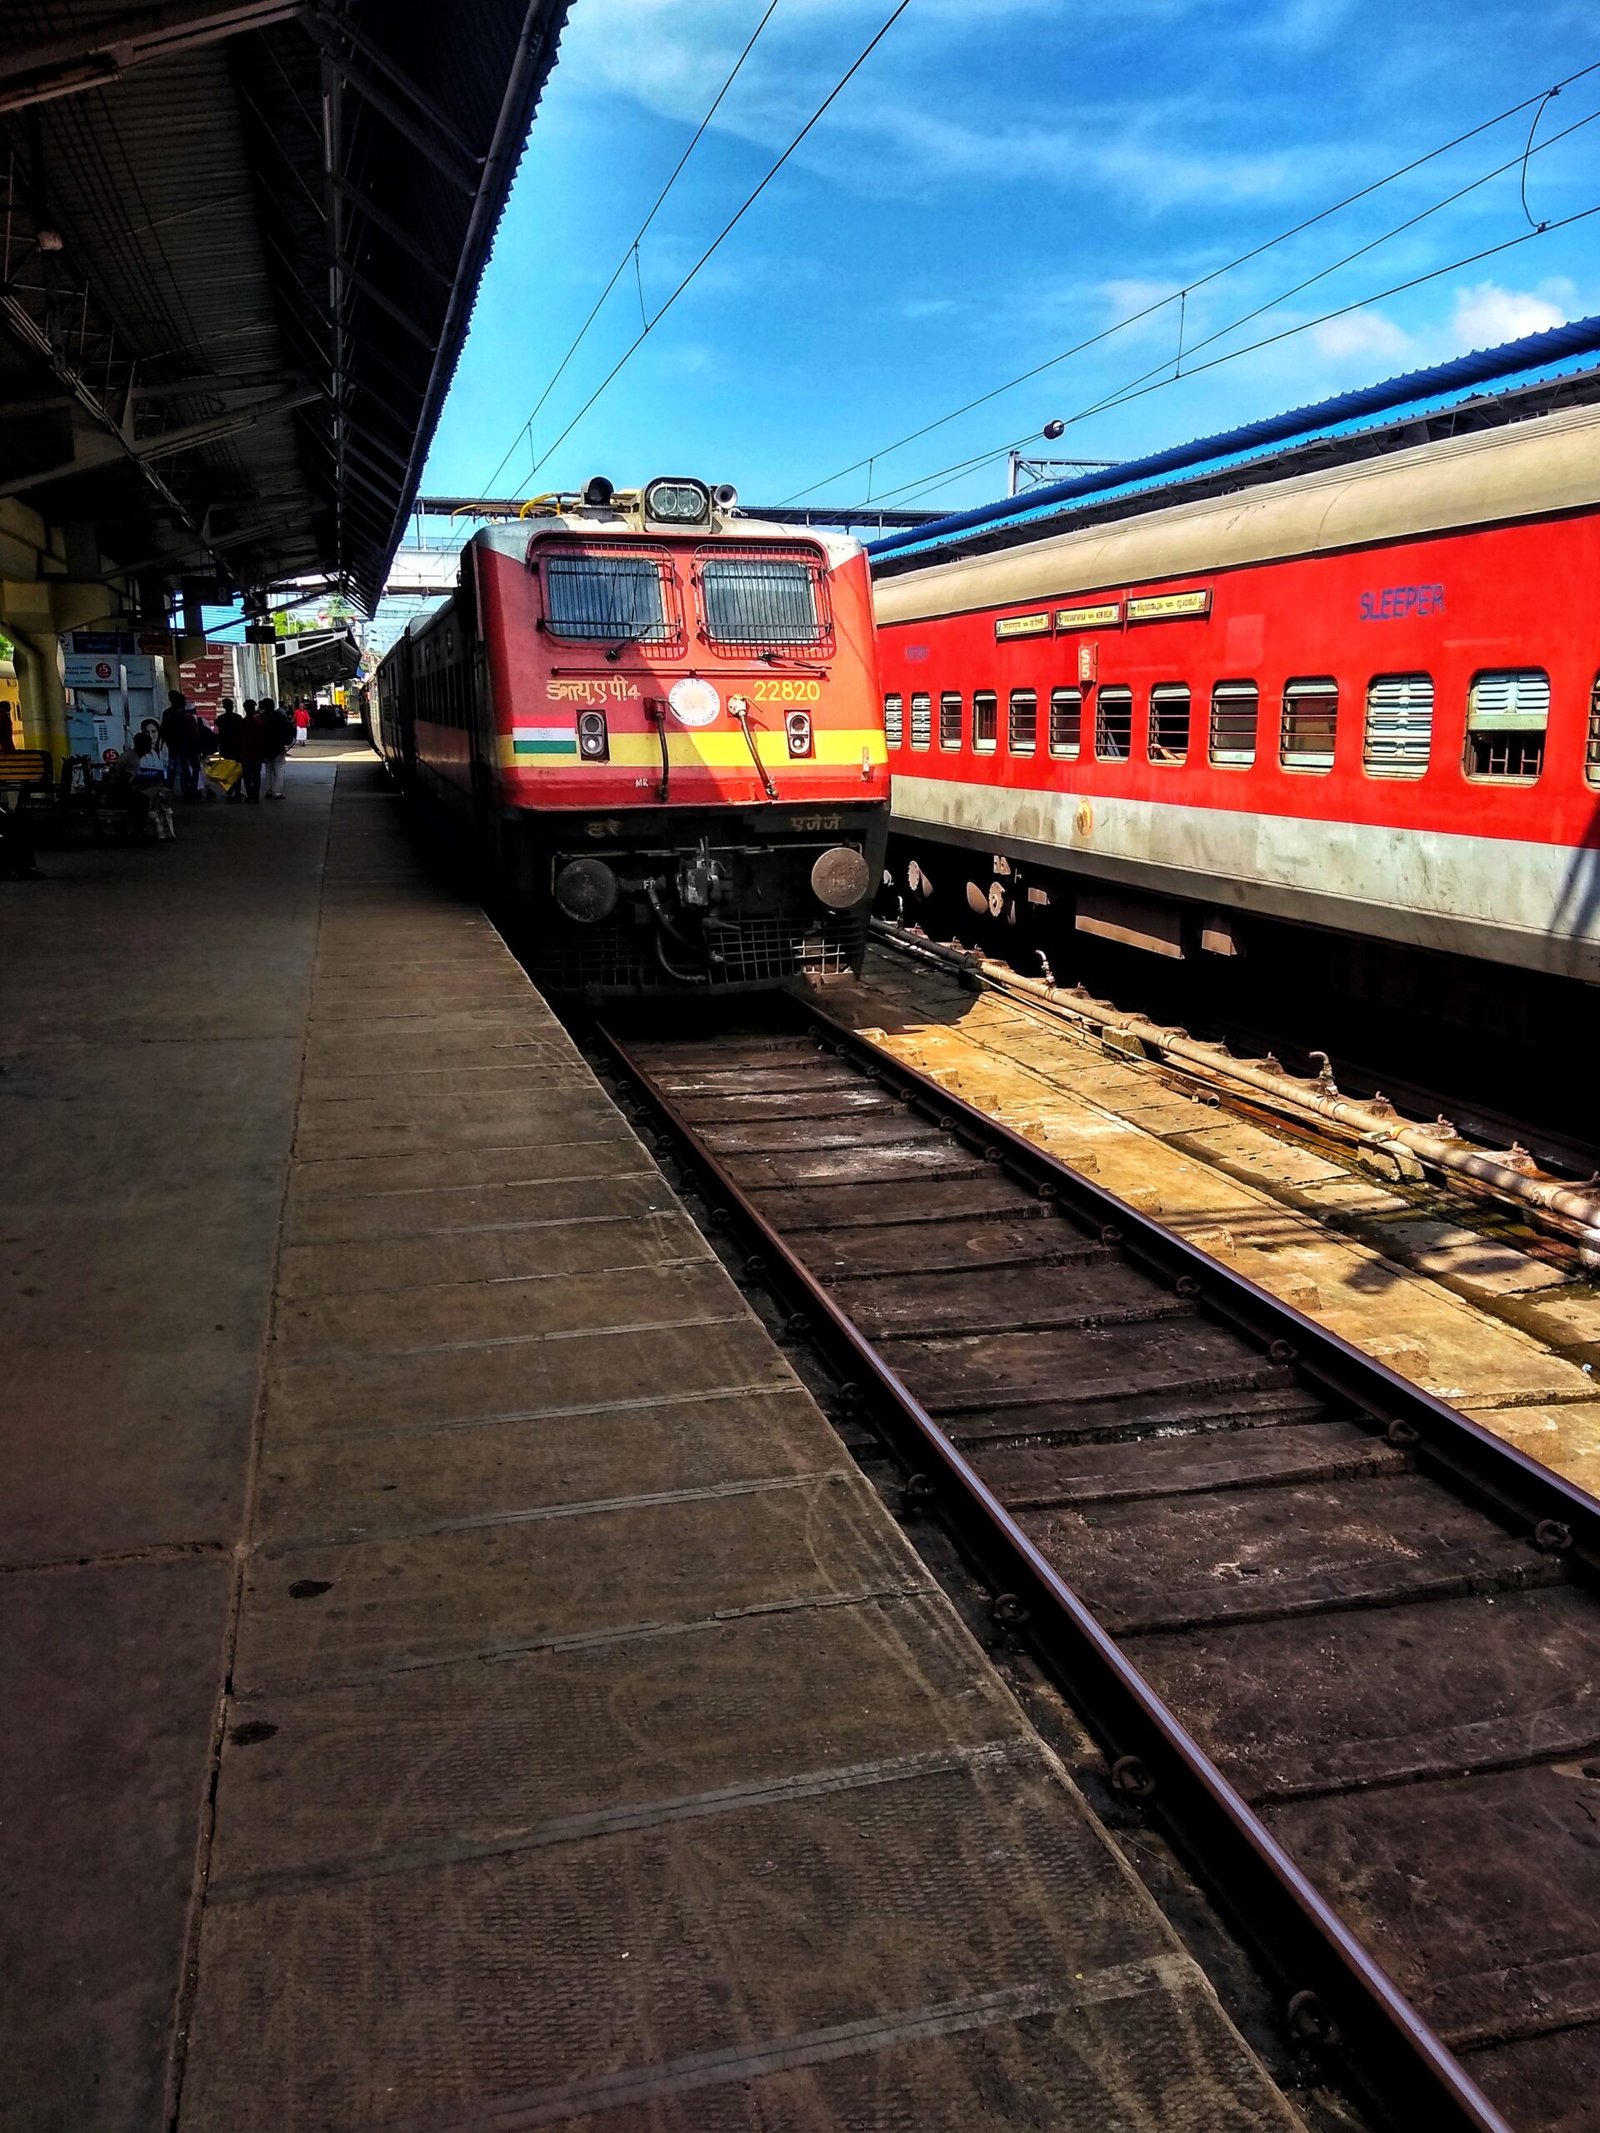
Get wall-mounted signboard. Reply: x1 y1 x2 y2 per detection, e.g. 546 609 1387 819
994 610 1053 641
1126 588 1212 622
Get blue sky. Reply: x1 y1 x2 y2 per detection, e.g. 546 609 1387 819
418 0 1600 532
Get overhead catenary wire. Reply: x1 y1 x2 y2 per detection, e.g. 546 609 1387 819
475 0 785 497
875 196 1600 516
862 95 1600 509
780 56 1600 506
504 0 915 497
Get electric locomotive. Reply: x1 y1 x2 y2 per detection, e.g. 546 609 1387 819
374 475 889 993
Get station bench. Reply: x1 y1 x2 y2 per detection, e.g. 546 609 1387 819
0 750 55 810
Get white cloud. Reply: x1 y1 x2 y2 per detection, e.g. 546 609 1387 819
1250 0 1359 48
1310 308 1413 361
1448 280 1572 349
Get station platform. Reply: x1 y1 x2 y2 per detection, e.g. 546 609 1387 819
2 744 1303 2132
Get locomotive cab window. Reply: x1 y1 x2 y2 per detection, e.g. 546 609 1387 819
1281 678 1338 772
1149 685 1190 765
542 547 679 647
940 691 963 750
1049 687 1082 760
1588 675 1600 787
973 691 998 753
884 693 904 750
910 692 932 750
1008 689 1037 756
1364 674 1433 778
1209 681 1257 767
1096 686 1133 762
1465 669 1547 783
699 549 833 656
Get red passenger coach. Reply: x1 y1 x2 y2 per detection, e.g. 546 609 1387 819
375 476 889 993
873 398 1600 990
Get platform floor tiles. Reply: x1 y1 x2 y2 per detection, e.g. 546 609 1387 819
10 760 1308 2133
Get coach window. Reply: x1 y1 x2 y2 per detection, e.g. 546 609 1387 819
940 691 963 750
1149 684 1190 765
1465 668 1548 782
1209 681 1257 766
1096 686 1133 762
1364 674 1433 778
910 691 932 749
973 690 998 753
1280 677 1338 772
884 692 904 750
1049 687 1082 760
1008 688 1037 756
1586 675 1600 786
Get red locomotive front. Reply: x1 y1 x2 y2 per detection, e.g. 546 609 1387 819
376 475 889 993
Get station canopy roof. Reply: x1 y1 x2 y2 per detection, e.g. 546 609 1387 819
0 2 568 614
274 624 362 689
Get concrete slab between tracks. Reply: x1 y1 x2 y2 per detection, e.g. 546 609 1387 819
2 754 1304 2133
839 963 1600 1431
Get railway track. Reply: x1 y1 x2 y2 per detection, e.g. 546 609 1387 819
594 1002 1600 2133
870 919 1600 1262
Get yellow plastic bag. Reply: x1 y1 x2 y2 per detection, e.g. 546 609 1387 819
207 757 243 793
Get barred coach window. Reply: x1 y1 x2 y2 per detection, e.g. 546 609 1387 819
973 691 998 753
940 691 963 749
1280 677 1338 772
1049 687 1082 759
1095 686 1133 762
544 550 677 644
1364 674 1433 778
1008 689 1037 755
700 553 832 653
910 692 932 749
1209 681 1257 767
1148 684 1190 765
1465 669 1548 782
884 693 904 749
1588 675 1600 787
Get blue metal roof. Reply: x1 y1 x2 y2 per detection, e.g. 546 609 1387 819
868 314 1600 564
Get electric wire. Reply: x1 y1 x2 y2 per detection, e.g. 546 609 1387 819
503 0 914 497
877 195 1600 516
864 96 1600 507
476 0 784 497
780 56 1600 505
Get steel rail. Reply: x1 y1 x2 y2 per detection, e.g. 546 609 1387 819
591 998 1600 2133
871 917 1600 1257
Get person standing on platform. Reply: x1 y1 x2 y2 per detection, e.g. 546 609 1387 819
237 700 267 804
259 699 294 800
215 697 245 803
160 689 203 802
293 701 311 747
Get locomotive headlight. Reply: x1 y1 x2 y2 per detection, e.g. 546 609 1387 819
577 709 609 760
667 676 720 728
644 477 711 525
785 710 813 757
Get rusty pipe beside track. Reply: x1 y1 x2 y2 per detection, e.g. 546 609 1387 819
875 920 1600 1264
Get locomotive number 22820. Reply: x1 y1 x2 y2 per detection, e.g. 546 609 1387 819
752 678 822 703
